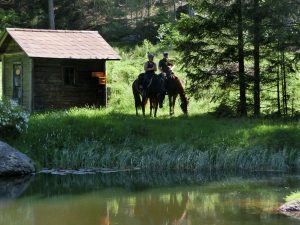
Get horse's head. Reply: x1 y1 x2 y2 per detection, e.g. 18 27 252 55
180 97 189 114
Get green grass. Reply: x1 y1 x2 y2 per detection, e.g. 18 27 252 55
285 191 300 202
2 44 300 171
5 107 299 171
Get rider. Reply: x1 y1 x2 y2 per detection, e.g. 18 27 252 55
159 52 174 79
142 53 157 95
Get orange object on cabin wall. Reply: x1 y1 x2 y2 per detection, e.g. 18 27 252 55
92 72 107 85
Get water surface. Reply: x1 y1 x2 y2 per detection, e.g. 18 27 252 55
0 171 299 225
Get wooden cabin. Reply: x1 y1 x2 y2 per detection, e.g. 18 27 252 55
0 28 120 112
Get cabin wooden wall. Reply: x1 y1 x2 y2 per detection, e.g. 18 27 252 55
33 58 106 111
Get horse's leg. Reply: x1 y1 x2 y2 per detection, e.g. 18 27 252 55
150 98 153 117
169 95 172 116
142 97 146 116
172 95 177 115
154 100 158 118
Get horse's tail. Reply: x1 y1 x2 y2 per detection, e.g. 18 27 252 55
132 79 142 108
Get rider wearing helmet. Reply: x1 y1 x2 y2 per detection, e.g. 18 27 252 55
144 53 157 75
142 53 157 96
159 52 174 78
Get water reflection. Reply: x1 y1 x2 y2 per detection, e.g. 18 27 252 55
0 175 34 205
23 171 300 197
0 172 300 225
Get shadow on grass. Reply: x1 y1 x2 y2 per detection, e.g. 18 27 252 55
4 109 299 170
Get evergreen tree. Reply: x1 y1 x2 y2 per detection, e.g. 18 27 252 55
175 0 250 116
174 0 299 116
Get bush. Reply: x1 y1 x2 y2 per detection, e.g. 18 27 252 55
213 103 236 118
0 98 30 137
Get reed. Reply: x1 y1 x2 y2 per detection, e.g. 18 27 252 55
6 108 299 171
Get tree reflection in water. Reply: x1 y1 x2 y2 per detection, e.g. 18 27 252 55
0 171 300 225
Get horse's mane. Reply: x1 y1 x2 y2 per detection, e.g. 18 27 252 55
174 76 186 95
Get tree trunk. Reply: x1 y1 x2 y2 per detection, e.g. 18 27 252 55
253 0 260 117
281 50 288 116
276 50 281 116
173 0 176 22
237 0 247 117
147 0 150 18
48 0 55 29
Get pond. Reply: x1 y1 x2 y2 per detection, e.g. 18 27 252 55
0 171 299 225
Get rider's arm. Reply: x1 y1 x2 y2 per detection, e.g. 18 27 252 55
144 62 149 72
158 60 164 73
168 61 175 71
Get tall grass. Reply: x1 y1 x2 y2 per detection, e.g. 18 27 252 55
6 107 300 171
3 43 300 171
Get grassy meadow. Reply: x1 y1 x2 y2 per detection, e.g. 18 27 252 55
3 43 300 171
7 108 300 171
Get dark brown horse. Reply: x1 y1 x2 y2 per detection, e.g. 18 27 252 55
165 75 188 115
132 74 165 117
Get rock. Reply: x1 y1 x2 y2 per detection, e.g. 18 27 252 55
279 199 300 220
38 167 140 175
0 141 35 176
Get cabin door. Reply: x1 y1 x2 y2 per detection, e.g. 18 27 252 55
12 63 23 104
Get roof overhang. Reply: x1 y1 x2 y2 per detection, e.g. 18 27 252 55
0 28 121 60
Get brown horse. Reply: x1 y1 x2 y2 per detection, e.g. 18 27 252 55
165 75 188 115
132 74 165 117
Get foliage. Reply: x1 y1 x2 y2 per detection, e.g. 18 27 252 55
0 98 30 136
285 191 300 202
157 22 180 49
173 0 300 117
174 4 244 105
213 103 237 118
0 0 183 42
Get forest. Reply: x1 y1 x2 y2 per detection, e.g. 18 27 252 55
1 2 300 224
1 0 299 118
0 0 299 170
2 0 299 117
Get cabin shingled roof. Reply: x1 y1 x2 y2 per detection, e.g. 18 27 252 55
1 28 120 60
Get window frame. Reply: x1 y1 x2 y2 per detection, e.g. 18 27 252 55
62 66 76 86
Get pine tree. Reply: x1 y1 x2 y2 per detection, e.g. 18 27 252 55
175 0 250 116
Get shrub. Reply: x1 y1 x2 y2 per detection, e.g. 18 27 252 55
0 98 30 137
213 103 236 118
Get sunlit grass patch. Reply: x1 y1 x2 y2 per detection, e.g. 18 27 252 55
285 191 300 202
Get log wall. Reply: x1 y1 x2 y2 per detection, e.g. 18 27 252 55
33 58 106 111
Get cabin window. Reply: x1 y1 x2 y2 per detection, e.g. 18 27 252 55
63 67 75 85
